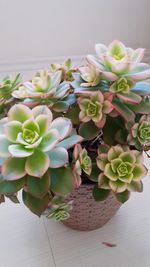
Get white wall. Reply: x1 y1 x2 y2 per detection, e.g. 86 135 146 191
0 0 150 62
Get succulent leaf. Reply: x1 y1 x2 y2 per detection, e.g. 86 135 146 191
22 190 51 217
93 185 110 201
26 172 50 199
49 166 74 195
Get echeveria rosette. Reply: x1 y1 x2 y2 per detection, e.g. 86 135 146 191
79 64 101 87
127 115 150 150
12 70 70 102
109 77 134 94
96 145 147 196
45 196 73 221
0 104 74 180
78 91 113 128
109 77 143 105
50 58 75 81
0 73 21 102
87 40 150 81
0 74 21 118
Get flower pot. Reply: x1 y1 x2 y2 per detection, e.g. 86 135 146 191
62 184 121 231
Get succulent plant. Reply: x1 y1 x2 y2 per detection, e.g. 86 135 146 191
79 64 101 87
45 196 73 221
127 115 150 150
87 40 150 81
50 58 75 81
109 77 135 94
0 74 21 117
12 70 75 112
72 144 92 187
0 73 21 100
0 104 82 180
13 70 60 99
78 91 113 128
0 40 149 219
96 145 147 197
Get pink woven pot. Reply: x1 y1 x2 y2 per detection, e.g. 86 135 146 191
62 184 121 231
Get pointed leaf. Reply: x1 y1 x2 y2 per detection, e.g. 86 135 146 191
4 121 22 142
0 176 26 193
25 150 49 177
49 166 74 195
103 116 124 145
115 190 130 203
48 147 68 168
0 135 11 157
113 98 135 121
8 104 33 123
56 135 83 149
79 121 101 140
49 117 72 140
88 163 100 182
22 190 51 216
93 185 110 201
35 115 51 136
39 129 59 152
127 100 150 114
8 144 34 157
6 195 20 204
52 101 69 112
32 105 52 119
132 82 150 96
117 92 142 104
26 172 50 199
127 180 143 192
125 69 150 81
2 158 26 181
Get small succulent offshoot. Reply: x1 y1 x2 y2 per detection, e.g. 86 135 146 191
72 144 92 187
79 64 101 87
45 196 73 221
50 58 75 81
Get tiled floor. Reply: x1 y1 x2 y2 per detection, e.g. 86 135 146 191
0 155 150 267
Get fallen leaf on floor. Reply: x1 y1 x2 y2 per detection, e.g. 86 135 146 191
102 242 117 248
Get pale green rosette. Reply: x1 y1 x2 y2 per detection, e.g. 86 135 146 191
127 115 150 150
0 104 74 180
96 145 147 194
78 91 113 128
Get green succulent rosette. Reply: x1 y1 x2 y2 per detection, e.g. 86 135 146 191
127 115 150 150
72 144 92 187
109 77 135 94
79 64 101 87
12 70 73 110
87 40 150 81
50 58 75 81
77 91 113 128
45 196 73 221
0 74 21 102
96 145 147 194
0 104 78 180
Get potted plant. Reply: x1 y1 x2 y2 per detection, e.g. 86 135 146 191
0 40 150 231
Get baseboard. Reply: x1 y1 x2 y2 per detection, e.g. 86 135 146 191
0 50 150 77
0 55 84 77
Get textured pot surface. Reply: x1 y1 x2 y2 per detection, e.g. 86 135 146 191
62 184 121 231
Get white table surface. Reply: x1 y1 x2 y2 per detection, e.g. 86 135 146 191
0 154 149 267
